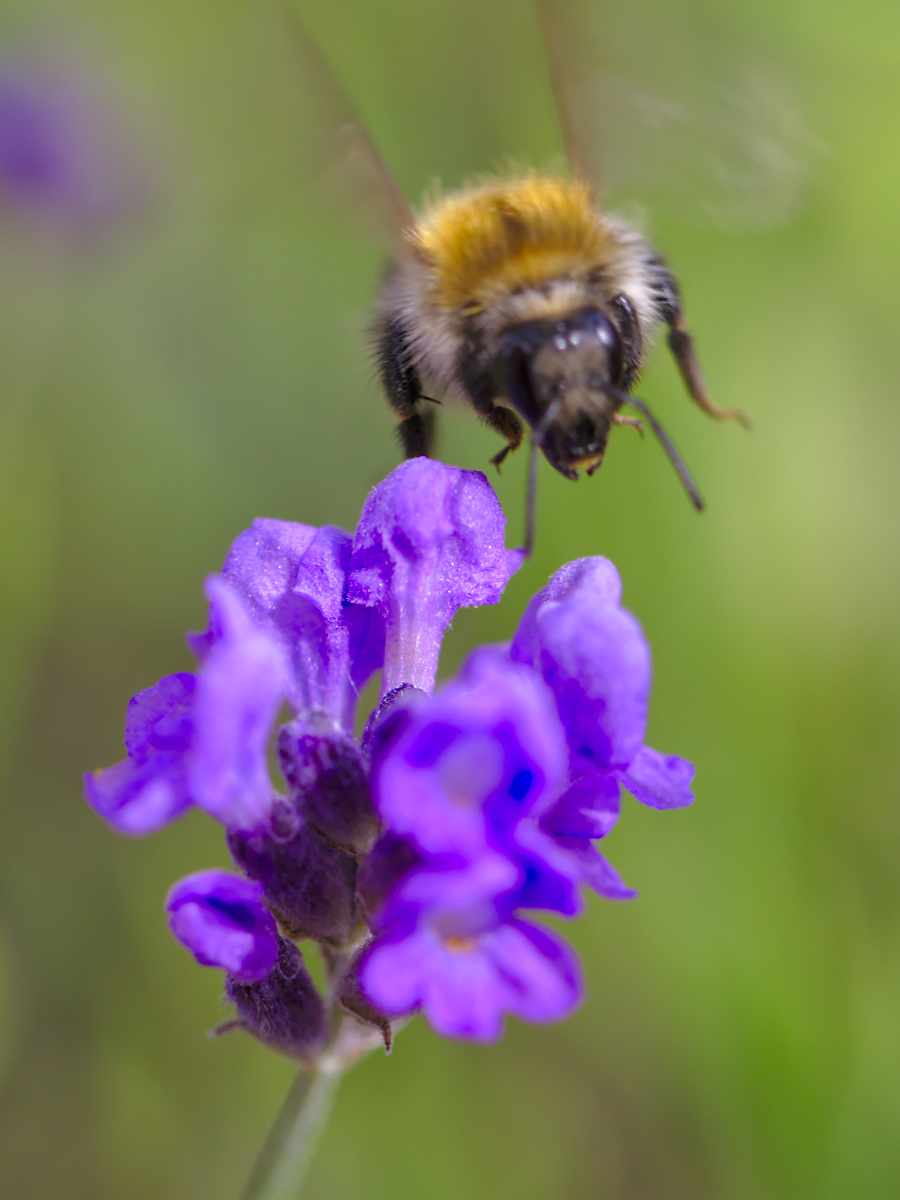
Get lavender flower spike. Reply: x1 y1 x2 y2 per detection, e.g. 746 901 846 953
347 460 523 695
166 870 278 983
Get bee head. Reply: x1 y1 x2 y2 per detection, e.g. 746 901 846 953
494 307 624 477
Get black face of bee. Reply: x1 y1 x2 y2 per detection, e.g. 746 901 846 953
493 307 626 478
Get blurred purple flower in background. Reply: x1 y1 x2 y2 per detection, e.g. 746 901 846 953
0 46 146 240
85 459 694 1055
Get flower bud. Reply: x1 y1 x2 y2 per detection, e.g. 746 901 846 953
228 816 359 947
278 714 379 856
335 945 393 1051
226 937 326 1060
357 831 423 929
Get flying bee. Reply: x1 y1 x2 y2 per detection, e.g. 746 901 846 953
271 0 759 550
376 172 746 505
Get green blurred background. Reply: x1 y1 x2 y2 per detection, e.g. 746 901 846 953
1 0 899 1196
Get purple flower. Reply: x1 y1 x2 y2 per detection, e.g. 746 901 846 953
166 870 279 983
86 462 697 1054
189 577 287 832
382 852 521 934
0 55 143 235
210 519 384 729
369 646 587 918
511 556 694 809
84 673 196 835
84 578 287 836
537 770 636 901
347 459 523 694
372 645 568 860
361 915 581 1042
354 802 583 1039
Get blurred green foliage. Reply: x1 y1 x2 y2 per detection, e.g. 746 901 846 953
1 0 899 1197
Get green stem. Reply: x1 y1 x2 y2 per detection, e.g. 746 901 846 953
238 1062 343 1200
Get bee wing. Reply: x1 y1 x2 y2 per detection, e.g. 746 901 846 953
538 0 820 231
193 2 413 253
271 2 413 242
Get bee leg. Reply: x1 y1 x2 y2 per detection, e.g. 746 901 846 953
397 408 436 459
376 314 438 457
613 414 644 435
654 267 751 428
484 405 524 471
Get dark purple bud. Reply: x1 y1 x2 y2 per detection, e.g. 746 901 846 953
359 683 427 765
228 817 358 947
347 460 523 695
277 714 379 856
166 869 278 983
226 937 327 1060
357 831 424 928
83 673 195 835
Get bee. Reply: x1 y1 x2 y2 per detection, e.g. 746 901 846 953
376 173 747 496
277 1 751 550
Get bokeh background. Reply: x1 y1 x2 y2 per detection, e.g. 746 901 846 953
1 0 898 1196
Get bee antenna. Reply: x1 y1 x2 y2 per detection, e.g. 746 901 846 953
524 396 565 557
604 386 705 511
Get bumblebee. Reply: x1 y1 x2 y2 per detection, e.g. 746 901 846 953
376 173 746 494
276 1 750 549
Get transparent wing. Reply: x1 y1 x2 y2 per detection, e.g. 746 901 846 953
539 0 821 231
191 2 413 253
273 2 413 239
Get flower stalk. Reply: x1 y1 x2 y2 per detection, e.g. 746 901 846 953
238 1060 342 1200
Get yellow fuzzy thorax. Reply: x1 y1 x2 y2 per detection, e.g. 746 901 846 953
407 175 610 311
